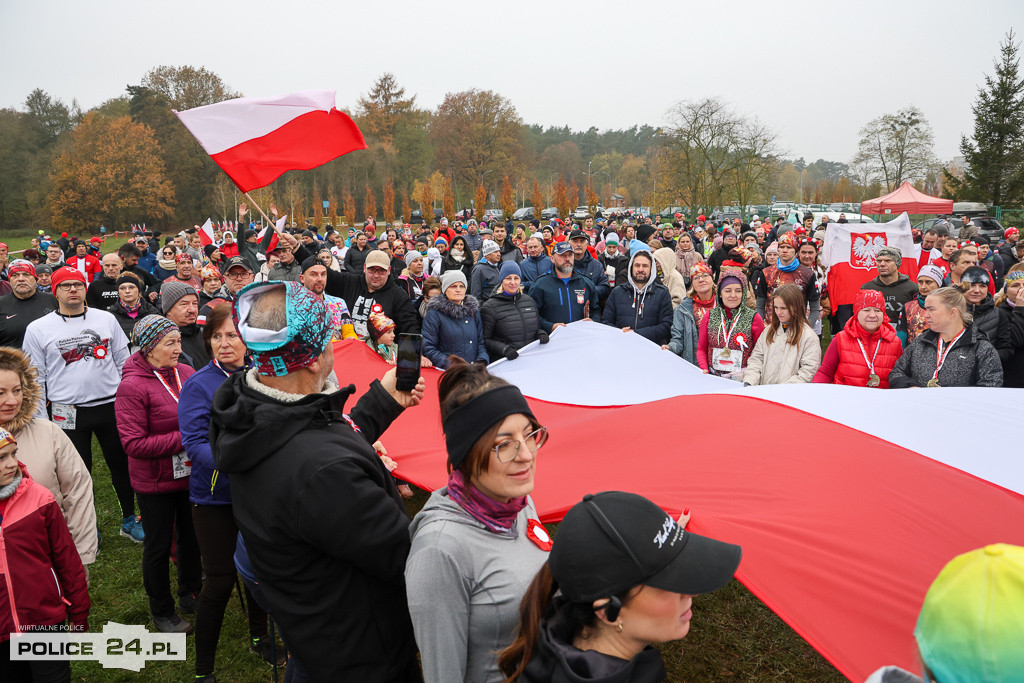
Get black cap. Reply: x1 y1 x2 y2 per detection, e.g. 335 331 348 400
223 256 253 273
568 229 588 242
960 266 991 286
300 255 326 273
548 492 742 603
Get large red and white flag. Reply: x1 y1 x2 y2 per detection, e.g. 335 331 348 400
198 218 216 247
822 213 918 312
174 90 367 193
336 321 1024 682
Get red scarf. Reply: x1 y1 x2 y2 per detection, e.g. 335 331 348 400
447 469 526 534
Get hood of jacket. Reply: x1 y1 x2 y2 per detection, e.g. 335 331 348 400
427 292 480 318
523 598 667 683
210 369 353 474
0 347 42 435
408 487 489 536
625 249 657 295
653 247 678 277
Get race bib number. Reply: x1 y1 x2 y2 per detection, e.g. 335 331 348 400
52 403 77 431
711 347 741 373
171 451 192 479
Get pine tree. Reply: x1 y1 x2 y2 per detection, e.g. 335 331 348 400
959 30 1024 205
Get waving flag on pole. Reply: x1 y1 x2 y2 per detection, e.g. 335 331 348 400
198 218 216 246
334 321 1024 682
174 90 367 193
822 212 918 312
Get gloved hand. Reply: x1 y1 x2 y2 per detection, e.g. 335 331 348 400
504 346 519 361
538 332 550 344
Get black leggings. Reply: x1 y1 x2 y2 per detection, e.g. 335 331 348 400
61 401 135 519
136 490 202 617
192 504 268 677
0 645 70 682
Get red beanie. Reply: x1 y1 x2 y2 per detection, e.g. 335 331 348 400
51 267 86 293
854 289 886 316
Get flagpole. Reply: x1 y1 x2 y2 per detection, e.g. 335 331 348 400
243 192 280 231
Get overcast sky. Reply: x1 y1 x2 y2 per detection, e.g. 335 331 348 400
2 0 1021 165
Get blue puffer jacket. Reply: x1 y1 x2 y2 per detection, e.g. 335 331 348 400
520 254 552 287
422 294 489 369
179 360 235 505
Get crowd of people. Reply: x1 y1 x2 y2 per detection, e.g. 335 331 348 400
0 205 1020 683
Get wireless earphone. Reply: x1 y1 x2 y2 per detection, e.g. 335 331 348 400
603 595 622 622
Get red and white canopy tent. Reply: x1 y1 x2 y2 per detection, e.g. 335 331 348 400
337 323 1024 682
859 182 953 216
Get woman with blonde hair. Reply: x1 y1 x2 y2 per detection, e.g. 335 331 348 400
889 287 1003 388
744 284 821 385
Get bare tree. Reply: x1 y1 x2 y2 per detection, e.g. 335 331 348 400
658 98 781 215
852 107 936 191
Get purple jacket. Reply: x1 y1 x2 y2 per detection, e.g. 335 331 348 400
115 352 196 494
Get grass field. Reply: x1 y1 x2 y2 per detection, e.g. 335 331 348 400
74 442 845 682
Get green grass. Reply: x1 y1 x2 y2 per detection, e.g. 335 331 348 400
0 230 136 255
80 456 844 682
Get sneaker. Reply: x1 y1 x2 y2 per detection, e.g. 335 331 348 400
250 636 287 667
179 592 201 615
120 515 144 543
152 613 193 634
194 676 216 683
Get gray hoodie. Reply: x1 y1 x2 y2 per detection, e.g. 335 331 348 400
405 488 549 683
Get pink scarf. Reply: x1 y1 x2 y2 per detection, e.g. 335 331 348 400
447 469 526 534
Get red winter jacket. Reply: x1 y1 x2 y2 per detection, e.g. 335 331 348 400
814 317 903 387
0 464 89 641
115 352 196 494
64 255 102 283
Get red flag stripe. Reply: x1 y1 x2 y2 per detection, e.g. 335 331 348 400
209 109 366 193
332 339 1024 681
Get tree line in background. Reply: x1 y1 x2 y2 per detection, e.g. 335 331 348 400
0 31 1021 233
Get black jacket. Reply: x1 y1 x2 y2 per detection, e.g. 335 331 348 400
176 323 210 370
210 374 416 682
343 244 374 274
968 296 1011 363
480 290 546 359
323 269 421 337
517 600 667 683
600 252 674 344
707 244 734 280
0 291 58 348
86 276 120 310
889 325 1003 388
998 301 1024 388
106 300 159 342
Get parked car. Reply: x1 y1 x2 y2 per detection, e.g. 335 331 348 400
573 206 591 220
952 202 988 217
709 210 742 225
409 209 424 224
512 207 535 220
541 207 560 220
483 209 504 223
455 208 473 220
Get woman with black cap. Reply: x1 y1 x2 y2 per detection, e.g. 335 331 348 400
406 360 550 682
498 491 742 682
960 266 1011 362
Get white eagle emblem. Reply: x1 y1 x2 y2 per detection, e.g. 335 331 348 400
850 233 887 269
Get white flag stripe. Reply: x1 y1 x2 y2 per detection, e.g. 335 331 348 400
174 90 337 155
821 212 915 268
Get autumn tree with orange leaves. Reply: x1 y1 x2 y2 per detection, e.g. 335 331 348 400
383 179 395 223
531 180 544 217
475 181 487 220
500 176 515 218
50 113 174 231
443 176 455 219
364 184 377 221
